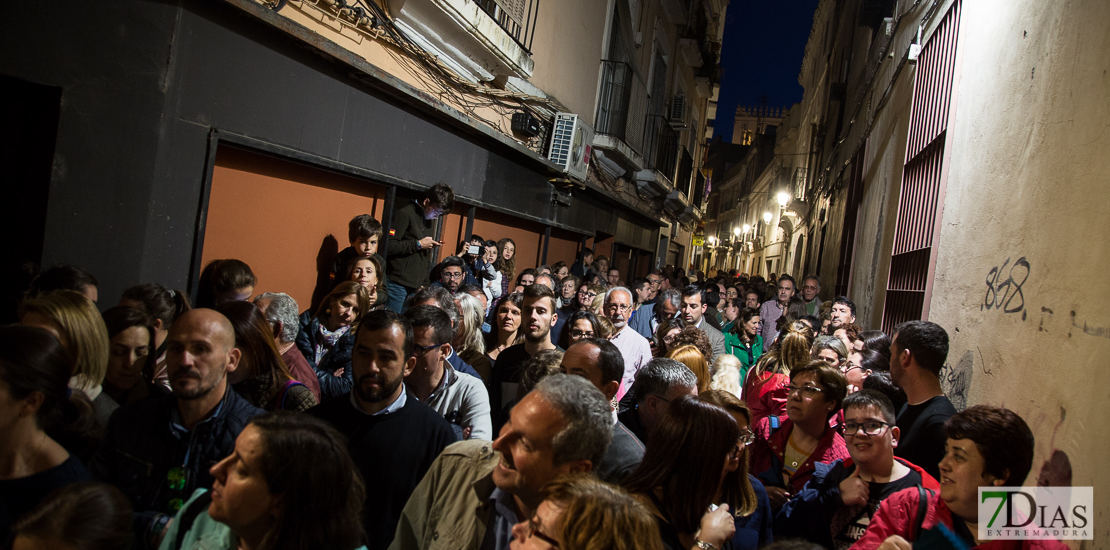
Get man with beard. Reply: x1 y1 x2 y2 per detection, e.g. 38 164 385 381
310 310 456 549
487 284 559 430
602 286 652 403
91 309 264 547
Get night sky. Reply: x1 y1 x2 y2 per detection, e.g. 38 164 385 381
713 0 821 141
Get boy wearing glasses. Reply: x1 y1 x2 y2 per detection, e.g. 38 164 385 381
773 390 939 549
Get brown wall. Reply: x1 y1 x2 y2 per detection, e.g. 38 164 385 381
202 147 388 312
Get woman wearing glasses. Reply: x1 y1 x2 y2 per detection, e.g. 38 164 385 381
557 311 603 350
700 391 774 550
774 390 939 549
749 361 849 510
509 473 662 550
624 396 740 550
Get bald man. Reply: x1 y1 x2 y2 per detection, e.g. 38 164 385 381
91 308 264 545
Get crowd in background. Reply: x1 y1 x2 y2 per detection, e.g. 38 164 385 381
0 183 1063 550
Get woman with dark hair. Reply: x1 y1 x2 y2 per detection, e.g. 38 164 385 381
495 238 516 299
295 281 370 402
510 473 663 550
24 264 99 303
550 260 570 281
100 306 166 414
858 329 892 359
159 411 367 550
843 348 887 393
347 255 387 310
195 259 257 309
12 481 133 550
119 282 191 389
486 293 523 362
699 391 773 550
0 326 96 543
725 306 763 381
558 310 603 350
217 302 317 412
624 396 738 550
651 317 686 357
749 361 849 510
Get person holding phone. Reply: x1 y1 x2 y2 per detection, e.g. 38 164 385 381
386 183 454 312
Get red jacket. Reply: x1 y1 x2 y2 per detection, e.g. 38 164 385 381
744 372 789 440
851 486 1069 550
749 417 850 494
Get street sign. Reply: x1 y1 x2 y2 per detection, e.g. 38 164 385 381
692 235 705 247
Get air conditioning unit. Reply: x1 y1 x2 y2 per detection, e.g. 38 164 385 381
547 113 593 182
668 95 687 124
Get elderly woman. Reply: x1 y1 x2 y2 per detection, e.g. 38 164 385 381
811 335 849 370
454 292 492 382
295 281 370 402
749 361 849 510
557 275 580 311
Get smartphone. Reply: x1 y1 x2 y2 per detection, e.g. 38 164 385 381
468 245 481 255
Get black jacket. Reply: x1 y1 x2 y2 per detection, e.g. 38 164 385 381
295 311 356 402
385 200 435 289
90 386 263 541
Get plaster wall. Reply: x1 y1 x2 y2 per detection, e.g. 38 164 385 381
527 0 608 123
926 0 1110 523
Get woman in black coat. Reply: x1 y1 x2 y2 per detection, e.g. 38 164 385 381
296 282 371 402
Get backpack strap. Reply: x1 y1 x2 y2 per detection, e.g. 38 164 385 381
173 491 213 550
912 485 935 541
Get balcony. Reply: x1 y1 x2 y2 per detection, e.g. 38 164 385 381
635 114 680 198
389 0 537 81
594 60 648 173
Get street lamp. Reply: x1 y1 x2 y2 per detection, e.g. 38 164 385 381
777 191 790 207
733 227 741 237
742 223 751 234
763 211 773 224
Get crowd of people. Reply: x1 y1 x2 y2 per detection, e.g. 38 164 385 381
0 183 1064 550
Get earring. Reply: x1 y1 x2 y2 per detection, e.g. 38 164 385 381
326 308 332 314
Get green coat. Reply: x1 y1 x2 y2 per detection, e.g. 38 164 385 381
724 330 763 383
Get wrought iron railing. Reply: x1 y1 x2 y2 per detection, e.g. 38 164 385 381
675 146 693 196
474 0 539 54
594 60 648 155
643 114 679 179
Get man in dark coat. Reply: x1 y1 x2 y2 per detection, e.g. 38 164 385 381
385 183 454 312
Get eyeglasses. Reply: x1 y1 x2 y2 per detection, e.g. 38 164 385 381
839 361 862 374
569 330 595 338
786 384 824 398
842 421 891 436
413 343 443 356
443 271 464 279
526 516 560 548
738 428 756 446
578 291 597 299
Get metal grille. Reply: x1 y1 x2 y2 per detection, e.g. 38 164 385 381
881 1 961 333
595 60 647 155
643 114 679 180
474 0 539 53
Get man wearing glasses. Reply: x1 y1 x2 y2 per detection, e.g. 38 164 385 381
403 305 491 440
759 274 797 352
602 287 653 403
629 288 681 339
431 256 466 293
774 390 939 549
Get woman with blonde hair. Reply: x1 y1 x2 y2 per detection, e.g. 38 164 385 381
295 281 370 402
743 328 813 440
454 292 491 382
20 290 111 418
699 390 773 550
666 345 710 392
710 354 743 398
510 473 663 550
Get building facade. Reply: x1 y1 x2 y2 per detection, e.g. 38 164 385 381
1 0 726 310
